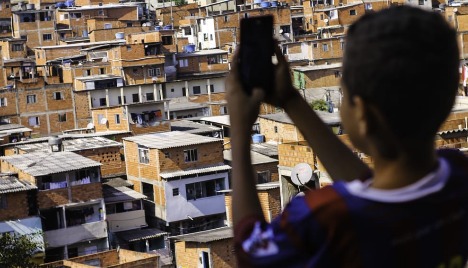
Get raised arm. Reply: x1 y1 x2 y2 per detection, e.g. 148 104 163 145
268 45 371 181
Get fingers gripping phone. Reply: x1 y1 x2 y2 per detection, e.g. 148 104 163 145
239 15 275 94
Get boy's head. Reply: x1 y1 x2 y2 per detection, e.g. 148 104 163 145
341 6 459 153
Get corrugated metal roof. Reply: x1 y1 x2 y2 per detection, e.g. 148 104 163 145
191 115 231 126
0 151 102 177
223 149 278 165
14 137 122 153
103 185 146 203
123 131 222 149
0 176 37 194
171 120 222 134
103 177 134 188
0 127 32 135
0 124 29 131
259 111 341 125
159 163 231 179
218 181 280 194
438 128 468 135
167 101 208 112
116 228 168 242
250 142 279 157
171 226 233 243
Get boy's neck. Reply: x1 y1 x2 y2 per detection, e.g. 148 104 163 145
370 148 439 190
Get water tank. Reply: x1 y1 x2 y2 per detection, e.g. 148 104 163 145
260 1 271 8
184 44 195 53
115 32 124 39
48 136 63 152
252 134 265 143
82 30 88 37
163 25 173 30
26 3 35 9
5 84 13 90
64 0 74 7
155 25 161 31
254 0 262 3
271 0 278 7
55 2 66 8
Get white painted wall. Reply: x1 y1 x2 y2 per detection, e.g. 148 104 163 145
164 77 226 99
164 172 229 222
197 17 217 49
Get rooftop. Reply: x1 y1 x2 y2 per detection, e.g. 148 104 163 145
103 177 133 188
170 119 222 134
0 152 102 177
13 137 122 153
171 226 232 243
0 175 37 194
177 49 228 58
250 142 279 157
123 131 222 149
159 163 231 179
259 111 341 125
219 181 280 193
116 228 168 243
103 185 146 203
189 115 231 126
293 62 342 72
167 101 207 112
224 149 278 165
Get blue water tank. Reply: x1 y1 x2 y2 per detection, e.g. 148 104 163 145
185 44 195 53
163 25 173 30
254 0 262 3
82 30 88 37
64 0 74 7
5 84 13 90
260 1 271 8
115 32 124 39
55 2 66 8
252 134 265 143
155 25 161 31
271 0 278 7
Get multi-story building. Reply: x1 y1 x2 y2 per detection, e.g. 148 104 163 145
123 131 231 235
0 123 32 147
0 174 44 264
0 150 108 262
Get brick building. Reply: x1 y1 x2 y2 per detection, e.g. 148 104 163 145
41 249 160 268
0 151 108 262
0 175 44 264
123 131 230 235
224 149 279 183
0 123 32 147
172 227 235 268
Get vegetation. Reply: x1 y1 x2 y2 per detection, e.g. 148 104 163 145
0 232 43 268
310 99 329 111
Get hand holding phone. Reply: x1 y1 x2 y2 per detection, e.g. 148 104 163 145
239 15 275 95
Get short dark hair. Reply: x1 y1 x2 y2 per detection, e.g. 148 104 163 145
342 6 459 143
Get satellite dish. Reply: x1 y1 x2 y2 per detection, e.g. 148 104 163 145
87 123 95 129
291 163 313 186
213 131 220 138
100 118 108 125
324 19 329 23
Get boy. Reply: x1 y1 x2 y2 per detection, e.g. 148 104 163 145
226 6 468 267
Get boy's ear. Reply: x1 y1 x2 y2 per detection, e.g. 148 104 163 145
352 96 369 137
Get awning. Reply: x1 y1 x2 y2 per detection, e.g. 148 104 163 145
116 228 168 242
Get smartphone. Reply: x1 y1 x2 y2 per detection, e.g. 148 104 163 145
239 15 274 94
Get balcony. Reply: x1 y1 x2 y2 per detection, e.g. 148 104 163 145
44 220 107 248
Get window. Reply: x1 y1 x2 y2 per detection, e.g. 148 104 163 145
207 55 222 65
142 182 154 200
61 14 69 20
179 59 188 67
0 194 7 209
220 106 227 115
183 27 191 35
99 98 106 106
349 9 357 16
206 84 214 93
182 87 186 96
193 86 201 95
12 44 23 51
210 34 213 41
313 43 318 48
162 36 173 45
138 147 149 164
126 45 132 51
98 114 104 124
274 126 278 133
204 33 208 41
99 68 105 75
184 148 198 162
83 69 91 76
170 88 174 92
26 94 36 104
334 71 342 78
257 171 271 184
98 10 104 16
104 23 112 29
185 178 225 200
127 22 132 27
132 93 139 103
43 34 52 41
148 68 161 77
28 116 39 126
172 188 179 196
115 114 120 124
133 68 138 74
54 91 63 100
0 98 7 107
70 12 82 18
322 44 329 52
164 152 170 158
224 15 228 22
118 96 126 104
365 3 372 9
146 92 154 101
418 0 424 4
280 25 291 34
320 14 324 20
58 113 66 122
340 42 345 50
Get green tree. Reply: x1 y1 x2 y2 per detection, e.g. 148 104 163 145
310 99 328 111
174 0 187 5
0 232 42 268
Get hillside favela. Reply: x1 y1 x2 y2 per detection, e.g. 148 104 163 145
0 0 466 266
